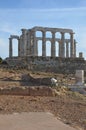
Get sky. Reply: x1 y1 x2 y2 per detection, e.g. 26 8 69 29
0 0 86 59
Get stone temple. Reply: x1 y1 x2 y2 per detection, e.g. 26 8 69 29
6 26 86 73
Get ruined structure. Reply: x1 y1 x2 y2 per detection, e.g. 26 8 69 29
9 26 76 58
6 26 86 73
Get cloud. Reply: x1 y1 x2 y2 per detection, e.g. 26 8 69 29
0 38 9 58
0 7 86 58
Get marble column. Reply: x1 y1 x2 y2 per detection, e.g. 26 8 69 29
21 29 27 56
66 41 69 58
27 31 31 56
61 32 65 58
70 33 74 58
74 39 76 58
18 38 20 57
9 38 12 58
51 32 56 57
33 31 37 56
58 40 61 57
19 36 24 56
42 31 46 57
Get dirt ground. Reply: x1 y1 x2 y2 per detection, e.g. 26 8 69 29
0 68 86 130
0 112 77 130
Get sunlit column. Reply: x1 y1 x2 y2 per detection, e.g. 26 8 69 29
21 29 27 56
70 32 74 58
18 38 20 57
66 41 69 58
9 38 12 58
61 32 65 58
51 32 56 57
42 31 46 56
74 39 76 58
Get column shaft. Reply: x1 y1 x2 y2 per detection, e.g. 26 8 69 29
70 33 74 58
74 40 76 58
18 38 20 57
42 31 46 57
58 41 61 57
20 36 24 56
51 32 55 57
66 41 69 58
33 31 37 56
9 38 12 58
61 32 65 58
21 29 27 56
27 31 31 56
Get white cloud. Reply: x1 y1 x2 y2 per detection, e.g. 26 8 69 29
0 7 86 58
0 38 9 58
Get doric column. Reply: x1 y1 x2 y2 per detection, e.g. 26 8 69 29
70 33 74 58
42 31 46 57
74 39 76 58
58 40 61 57
61 32 65 58
36 39 38 56
18 38 20 57
21 29 27 56
9 38 12 58
33 30 37 56
51 32 56 57
27 31 31 56
66 41 69 58
19 36 24 56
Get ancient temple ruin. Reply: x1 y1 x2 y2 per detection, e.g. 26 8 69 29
7 26 85 73
9 26 77 58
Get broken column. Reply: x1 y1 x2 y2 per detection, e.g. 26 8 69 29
75 70 84 85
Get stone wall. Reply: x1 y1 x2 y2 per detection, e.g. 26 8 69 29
0 87 57 96
5 56 86 74
27 56 86 74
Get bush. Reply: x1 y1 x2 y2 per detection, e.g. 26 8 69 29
0 57 2 63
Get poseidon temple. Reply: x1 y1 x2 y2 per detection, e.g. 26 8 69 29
6 26 85 73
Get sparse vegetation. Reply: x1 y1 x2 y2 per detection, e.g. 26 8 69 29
0 57 2 63
0 68 86 129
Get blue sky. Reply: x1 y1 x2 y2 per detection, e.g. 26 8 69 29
0 0 86 59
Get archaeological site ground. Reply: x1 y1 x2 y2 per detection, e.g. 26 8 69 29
0 26 86 130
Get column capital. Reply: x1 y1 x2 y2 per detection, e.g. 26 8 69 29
65 40 69 44
21 29 27 35
70 32 75 36
9 37 12 40
60 32 65 35
52 31 56 34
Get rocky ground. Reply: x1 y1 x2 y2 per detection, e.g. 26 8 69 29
0 68 86 130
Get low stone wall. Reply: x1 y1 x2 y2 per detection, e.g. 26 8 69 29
0 87 57 96
5 56 86 74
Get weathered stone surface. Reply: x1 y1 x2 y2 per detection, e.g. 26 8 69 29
5 56 86 74
0 86 57 96
5 26 85 74
8 26 76 58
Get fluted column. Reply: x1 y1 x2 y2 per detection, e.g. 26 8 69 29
74 39 76 58
9 38 12 58
61 32 65 58
70 33 74 58
27 31 31 56
42 31 46 57
58 40 61 57
33 31 37 56
19 36 24 56
51 32 55 57
66 41 69 58
18 38 20 57
36 40 38 56
21 29 27 56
